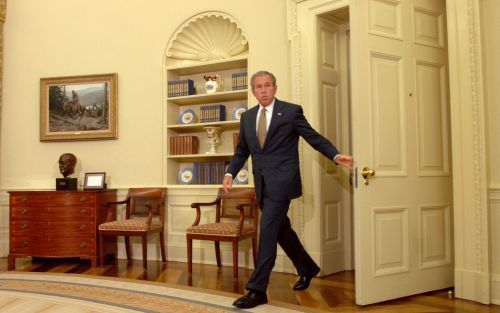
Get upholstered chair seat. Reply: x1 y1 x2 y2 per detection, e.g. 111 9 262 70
99 220 163 232
186 223 255 236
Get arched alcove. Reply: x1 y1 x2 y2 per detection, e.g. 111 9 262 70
165 11 249 67
162 11 253 269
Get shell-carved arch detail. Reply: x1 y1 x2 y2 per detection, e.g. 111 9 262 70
166 11 249 62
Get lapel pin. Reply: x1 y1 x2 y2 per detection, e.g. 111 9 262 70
277 112 282 116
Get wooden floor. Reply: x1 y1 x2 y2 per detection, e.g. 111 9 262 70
1 257 499 313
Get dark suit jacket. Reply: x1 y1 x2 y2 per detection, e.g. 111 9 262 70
227 99 340 202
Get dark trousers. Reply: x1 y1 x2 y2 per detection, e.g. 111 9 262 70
245 180 320 293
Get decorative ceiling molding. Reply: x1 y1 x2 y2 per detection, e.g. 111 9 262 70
166 11 248 62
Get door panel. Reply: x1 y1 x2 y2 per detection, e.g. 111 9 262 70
415 60 449 176
351 0 453 304
373 207 409 276
419 205 452 268
370 52 406 175
317 17 351 274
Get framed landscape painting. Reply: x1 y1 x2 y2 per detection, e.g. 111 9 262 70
40 73 118 141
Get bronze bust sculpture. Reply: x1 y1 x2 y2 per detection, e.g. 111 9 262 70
57 153 78 190
58 153 77 178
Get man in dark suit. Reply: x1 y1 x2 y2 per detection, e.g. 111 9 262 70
223 70 353 309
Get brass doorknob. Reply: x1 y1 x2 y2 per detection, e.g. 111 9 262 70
361 167 375 185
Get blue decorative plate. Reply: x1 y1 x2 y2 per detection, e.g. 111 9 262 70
232 104 247 120
234 166 249 185
179 109 196 124
178 168 195 184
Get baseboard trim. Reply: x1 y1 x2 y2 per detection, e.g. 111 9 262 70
489 189 500 304
455 268 491 304
492 274 500 305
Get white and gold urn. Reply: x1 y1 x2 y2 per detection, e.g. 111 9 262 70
204 126 223 154
203 74 223 94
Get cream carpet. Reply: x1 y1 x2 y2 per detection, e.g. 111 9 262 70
0 272 311 313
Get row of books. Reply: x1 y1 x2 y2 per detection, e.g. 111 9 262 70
168 72 247 97
192 161 228 185
168 79 195 97
199 104 226 123
232 72 248 90
170 131 240 155
170 136 199 155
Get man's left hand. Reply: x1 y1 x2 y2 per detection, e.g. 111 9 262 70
335 154 354 170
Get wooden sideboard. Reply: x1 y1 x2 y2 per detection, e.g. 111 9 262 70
8 189 117 270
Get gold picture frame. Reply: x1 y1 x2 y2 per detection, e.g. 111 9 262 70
40 73 118 141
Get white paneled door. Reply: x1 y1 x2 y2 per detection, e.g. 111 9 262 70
317 17 352 275
350 0 453 305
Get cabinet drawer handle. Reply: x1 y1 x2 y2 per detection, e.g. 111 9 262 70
80 242 87 248
22 241 28 247
21 209 28 215
80 224 87 230
20 196 28 203
21 224 28 229
80 196 87 202
79 209 87 214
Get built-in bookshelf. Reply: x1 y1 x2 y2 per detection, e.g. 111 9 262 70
164 57 249 187
163 11 251 189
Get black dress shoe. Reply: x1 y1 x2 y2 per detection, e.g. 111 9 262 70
233 291 268 309
293 269 320 291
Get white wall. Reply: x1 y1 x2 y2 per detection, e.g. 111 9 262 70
482 0 500 189
481 0 500 304
1 0 290 189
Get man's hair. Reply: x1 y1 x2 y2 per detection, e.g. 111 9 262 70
250 71 277 88
60 153 76 164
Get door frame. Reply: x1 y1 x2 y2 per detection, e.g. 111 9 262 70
287 0 491 304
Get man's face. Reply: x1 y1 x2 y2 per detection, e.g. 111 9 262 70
252 75 277 107
59 156 75 177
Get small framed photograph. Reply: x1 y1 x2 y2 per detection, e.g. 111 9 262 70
84 172 107 190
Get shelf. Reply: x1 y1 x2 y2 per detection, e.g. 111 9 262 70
167 120 240 132
166 56 248 76
168 90 247 106
167 153 234 162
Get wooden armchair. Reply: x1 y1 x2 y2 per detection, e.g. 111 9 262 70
98 188 167 269
186 187 258 279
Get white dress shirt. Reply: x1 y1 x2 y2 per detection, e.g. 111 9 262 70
256 99 274 134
